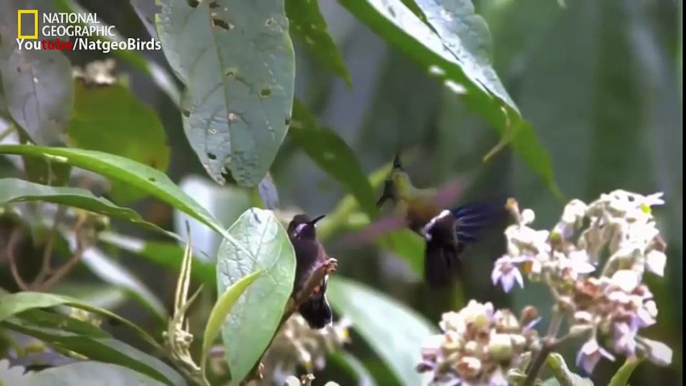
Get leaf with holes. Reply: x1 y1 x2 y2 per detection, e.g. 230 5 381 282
66 80 170 203
0 145 232 243
290 101 376 217
285 0 350 85
156 0 295 187
339 0 560 197
0 0 73 146
216 208 295 382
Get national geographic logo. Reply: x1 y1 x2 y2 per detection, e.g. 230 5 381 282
17 10 39 40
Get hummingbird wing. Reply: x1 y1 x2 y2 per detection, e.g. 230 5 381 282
342 176 469 245
450 197 508 245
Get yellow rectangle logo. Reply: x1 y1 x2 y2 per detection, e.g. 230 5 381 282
17 10 38 40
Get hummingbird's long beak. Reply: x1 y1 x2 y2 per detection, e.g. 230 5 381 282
309 214 326 225
392 153 403 170
376 180 394 208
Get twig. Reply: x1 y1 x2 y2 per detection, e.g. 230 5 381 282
6 227 30 291
523 310 564 386
38 236 87 290
241 258 338 384
32 206 67 286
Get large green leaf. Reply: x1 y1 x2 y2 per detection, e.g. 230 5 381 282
338 0 560 196
0 178 170 236
286 0 351 85
327 277 438 386
22 361 167 386
66 81 170 203
201 270 263 380
2 317 182 386
0 145 234 243
290 101 377 217
156 0 295 187
0 1 73 146
216 208 296 382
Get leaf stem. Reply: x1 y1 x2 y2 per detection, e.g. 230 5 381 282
523 309 564 386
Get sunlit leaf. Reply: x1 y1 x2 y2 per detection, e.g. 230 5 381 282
156 0 295 187
339 0 560 196
216 208 295 382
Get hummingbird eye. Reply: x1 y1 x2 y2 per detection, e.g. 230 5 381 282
295 223 307 234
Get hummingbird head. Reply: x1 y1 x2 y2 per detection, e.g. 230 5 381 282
376 153 412 207
287 214 326 240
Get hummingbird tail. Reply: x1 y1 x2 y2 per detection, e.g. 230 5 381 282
450 198 508 244
423 197 507 288
424 236 461 288
298 292 333 329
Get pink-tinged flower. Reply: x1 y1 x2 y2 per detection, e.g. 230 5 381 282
636 300 658 327
640 338 673 366
612 322 638 357
576 339 615 374
491 256 524 292
610 270 640 292
559 250 596 280
645 250 666 276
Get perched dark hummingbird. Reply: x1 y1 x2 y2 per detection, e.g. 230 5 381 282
286 214 333 329
376 154 506 288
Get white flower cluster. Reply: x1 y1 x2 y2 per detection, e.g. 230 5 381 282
417 301 540 386
262 314 351 385
489 191 671 374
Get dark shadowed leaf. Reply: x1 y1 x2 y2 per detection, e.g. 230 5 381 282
216 208 295 382
98 232 217 286
1 317 182 386
338 0 559 196
156 0 295 187
66 80 170 203
0 145 232 242
327 277 437 386
22 361 167 386
290 101 377 217
286 0 351 85
0 178 171 236
0 1 73 146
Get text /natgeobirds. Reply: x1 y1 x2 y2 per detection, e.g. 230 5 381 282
377 154 506 287
286 214 333 329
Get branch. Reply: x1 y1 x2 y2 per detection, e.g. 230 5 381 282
241 258 338 384
6 227 30 291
